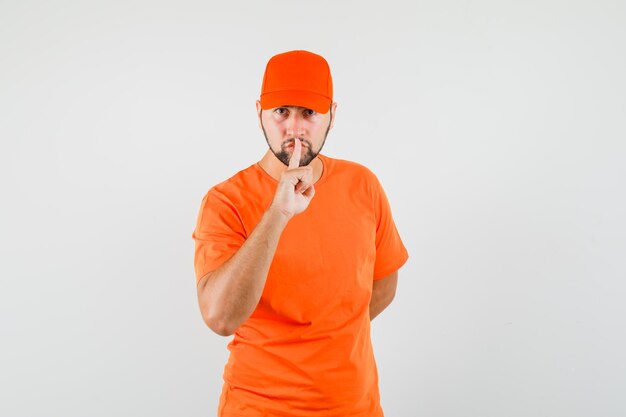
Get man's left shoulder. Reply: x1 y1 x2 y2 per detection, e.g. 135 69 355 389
325 155 379 182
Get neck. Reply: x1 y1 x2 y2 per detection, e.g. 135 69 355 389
258 150 324 184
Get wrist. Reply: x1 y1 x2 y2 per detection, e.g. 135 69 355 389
265 204 292 226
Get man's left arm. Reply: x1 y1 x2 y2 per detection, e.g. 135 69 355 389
369 270 398 321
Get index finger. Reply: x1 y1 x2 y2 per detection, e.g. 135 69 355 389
288 138 302 170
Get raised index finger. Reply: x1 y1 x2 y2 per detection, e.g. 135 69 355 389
288 138 302 170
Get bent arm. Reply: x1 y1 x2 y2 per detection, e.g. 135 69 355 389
196 207 289 336
369 270 398 321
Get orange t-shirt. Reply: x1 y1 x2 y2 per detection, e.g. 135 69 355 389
192 153 409 417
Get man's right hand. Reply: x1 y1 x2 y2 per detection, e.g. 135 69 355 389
269 138 316 220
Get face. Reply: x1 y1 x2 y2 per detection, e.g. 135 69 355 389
256 101 336 167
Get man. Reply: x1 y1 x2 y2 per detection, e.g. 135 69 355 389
192 50 408 417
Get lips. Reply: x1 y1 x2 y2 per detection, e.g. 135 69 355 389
286 142 307 149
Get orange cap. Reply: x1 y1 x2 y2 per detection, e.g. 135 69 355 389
259 50 333 114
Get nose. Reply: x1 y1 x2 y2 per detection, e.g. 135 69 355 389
285 111 305 138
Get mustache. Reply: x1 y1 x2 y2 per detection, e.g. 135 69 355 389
283 138 311 148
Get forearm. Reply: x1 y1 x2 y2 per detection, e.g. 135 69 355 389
199 207 289 335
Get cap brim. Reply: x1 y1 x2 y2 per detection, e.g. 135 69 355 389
260 90 331 114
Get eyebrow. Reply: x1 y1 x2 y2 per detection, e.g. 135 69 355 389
276 105 314 111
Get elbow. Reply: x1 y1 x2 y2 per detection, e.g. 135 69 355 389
213 322 235 337
203 312 235 337
197 273 235 336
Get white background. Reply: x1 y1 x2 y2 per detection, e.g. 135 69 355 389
2 1 625 416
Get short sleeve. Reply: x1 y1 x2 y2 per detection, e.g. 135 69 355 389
371 176 409 279
192 188 247 284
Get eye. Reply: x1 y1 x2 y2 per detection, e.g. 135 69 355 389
274 107 288 115
304 109 316 116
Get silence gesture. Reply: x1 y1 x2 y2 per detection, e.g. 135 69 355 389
269 139 316 220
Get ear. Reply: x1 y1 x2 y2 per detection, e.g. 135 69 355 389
256 100 262 129
329 102 338 130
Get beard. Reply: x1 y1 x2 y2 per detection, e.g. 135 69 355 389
260 110 332 167
274 139 318 167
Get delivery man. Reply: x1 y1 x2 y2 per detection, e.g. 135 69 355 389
193 49 409 416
